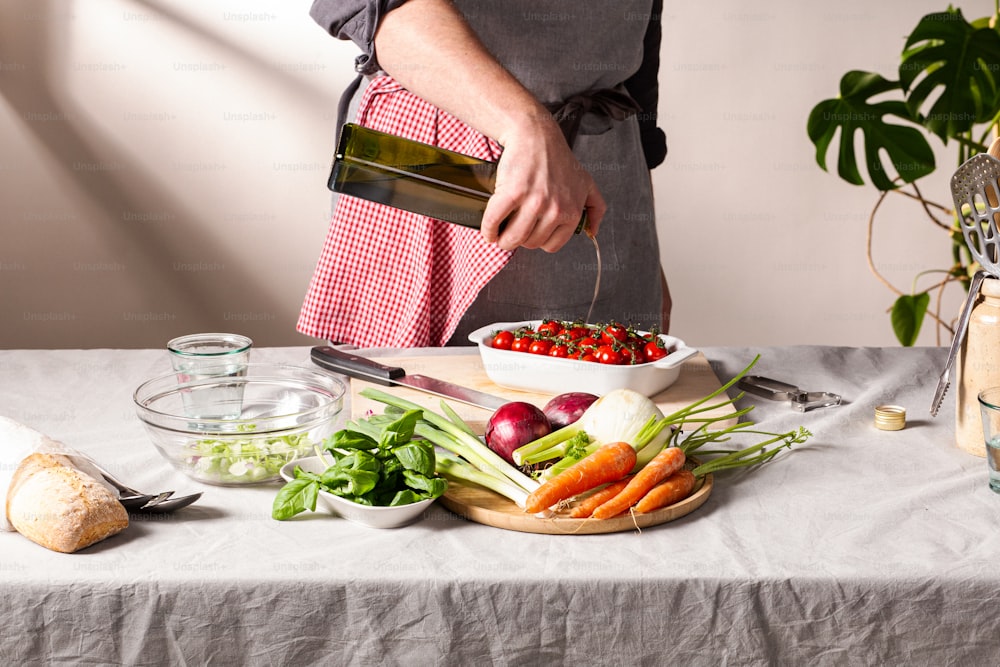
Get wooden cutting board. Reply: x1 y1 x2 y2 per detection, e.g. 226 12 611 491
348 351 733 432
438 467 713 535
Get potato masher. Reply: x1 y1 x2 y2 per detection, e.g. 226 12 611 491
930 138 1000 416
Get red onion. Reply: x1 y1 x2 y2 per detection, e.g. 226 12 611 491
485 402 551 464
542 392 599 430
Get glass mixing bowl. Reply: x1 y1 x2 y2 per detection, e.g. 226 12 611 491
133 363 347 486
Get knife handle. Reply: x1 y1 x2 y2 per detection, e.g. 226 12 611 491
310 346 405 386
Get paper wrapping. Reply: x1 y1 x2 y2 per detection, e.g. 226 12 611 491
0 416 118 531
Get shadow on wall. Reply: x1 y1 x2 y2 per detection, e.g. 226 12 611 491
0 0 334 348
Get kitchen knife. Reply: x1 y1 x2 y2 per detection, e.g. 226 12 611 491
310 346 508 411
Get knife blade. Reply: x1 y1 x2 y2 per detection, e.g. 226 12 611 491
310 346 508 411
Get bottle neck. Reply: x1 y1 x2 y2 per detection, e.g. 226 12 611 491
982 278 1000 305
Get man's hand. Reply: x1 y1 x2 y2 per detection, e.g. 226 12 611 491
481 118 605 252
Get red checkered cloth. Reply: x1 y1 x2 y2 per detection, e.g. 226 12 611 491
297 75 510 347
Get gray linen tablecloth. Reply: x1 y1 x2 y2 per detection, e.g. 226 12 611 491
1 345 998 666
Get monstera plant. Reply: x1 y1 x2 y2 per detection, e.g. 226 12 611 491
808 6 1000 345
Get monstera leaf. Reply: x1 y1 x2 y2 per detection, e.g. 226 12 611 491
807 71 936 191
900 9 1000 142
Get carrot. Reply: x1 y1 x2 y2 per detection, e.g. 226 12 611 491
524 441 636 514
634 469 697 513
568 475 635 519
591 446 686 519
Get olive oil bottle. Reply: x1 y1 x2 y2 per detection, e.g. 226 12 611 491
329 123 498 228
328 123 586 233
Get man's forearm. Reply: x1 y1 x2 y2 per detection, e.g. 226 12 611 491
373 0 551 146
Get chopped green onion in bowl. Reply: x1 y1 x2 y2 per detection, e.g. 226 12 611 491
183 432 317 485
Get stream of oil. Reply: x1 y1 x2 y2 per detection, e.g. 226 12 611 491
585 231 601 324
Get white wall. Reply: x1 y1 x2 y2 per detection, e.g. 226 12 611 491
0 0 991 349
659 0 992 347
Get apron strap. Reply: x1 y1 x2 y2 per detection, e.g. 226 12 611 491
544 87 642 148
336 73 365 134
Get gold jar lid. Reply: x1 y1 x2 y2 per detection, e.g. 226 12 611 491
874 405 906 431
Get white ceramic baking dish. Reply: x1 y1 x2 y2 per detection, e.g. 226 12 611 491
467 320 698 397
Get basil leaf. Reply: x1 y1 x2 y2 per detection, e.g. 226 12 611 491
350 494 375 506
322 468 381 497
378 409 421 450
330 429 377 451
381 457 403 490
271 477 319 521
352 450 383 473
389 489 423 507
393 441 435 476
293 466 322 483
402 470 448 498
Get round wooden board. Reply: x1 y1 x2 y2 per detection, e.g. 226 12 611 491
438 471 713 535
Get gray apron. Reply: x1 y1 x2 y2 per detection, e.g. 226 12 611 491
446 0 663 343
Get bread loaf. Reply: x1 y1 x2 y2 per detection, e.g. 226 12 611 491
6 453 128 553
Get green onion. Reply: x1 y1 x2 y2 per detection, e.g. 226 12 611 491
435 453 529 508
359 388 539 496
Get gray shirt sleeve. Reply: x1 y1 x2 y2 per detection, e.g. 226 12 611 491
309 0 410 74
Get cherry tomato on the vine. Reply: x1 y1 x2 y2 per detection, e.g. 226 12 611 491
595 344 622 365
600 323 629 345
511 336 533 353
620 346 644 365
536 320 563 337
528 339 553 355
626 333 646 349
491 330 514 350
488 319 667 367
548 344 570 358
643 339 668 362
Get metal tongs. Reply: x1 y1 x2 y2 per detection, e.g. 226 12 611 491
736 376 842 412
931 136 1000 416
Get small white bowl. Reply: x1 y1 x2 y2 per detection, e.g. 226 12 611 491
468 320 697 397
280 456 436 529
